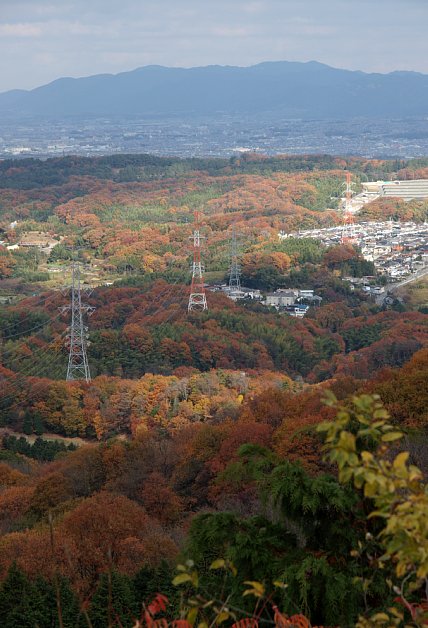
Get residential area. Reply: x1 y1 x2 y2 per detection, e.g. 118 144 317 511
287 220 428 282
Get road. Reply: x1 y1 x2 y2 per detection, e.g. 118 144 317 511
0 427 91 447
387 267 428 292
373 267 428 305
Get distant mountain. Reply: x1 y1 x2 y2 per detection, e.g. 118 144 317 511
0 61 427 120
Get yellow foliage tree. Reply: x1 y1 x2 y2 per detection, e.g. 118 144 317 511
318 393 428 627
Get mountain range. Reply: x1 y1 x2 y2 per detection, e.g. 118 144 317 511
0 61 427 120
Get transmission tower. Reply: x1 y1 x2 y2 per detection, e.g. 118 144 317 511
341 171 356 244
188 211 208 312
228 224 242 298
60 257 94 382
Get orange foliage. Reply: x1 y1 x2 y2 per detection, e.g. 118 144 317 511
139 472 184 525
0 462 27 487
0 490 178 594
208 421 273 474
0 486 34 533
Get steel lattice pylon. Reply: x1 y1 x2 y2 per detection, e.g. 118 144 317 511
341 171 356 244
188 211 208 312
228 224 241 296
61 259 94 382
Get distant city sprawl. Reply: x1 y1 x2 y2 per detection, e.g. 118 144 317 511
1 115 428 159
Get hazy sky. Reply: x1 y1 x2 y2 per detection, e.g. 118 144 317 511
1 0 427 92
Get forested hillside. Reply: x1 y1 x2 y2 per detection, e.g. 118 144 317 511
1 153 428 627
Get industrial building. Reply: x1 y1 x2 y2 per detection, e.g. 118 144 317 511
362 179 428 201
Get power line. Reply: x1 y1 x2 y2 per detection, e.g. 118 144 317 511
0 320 65 370
0 291 59 338
1 307 62 340
0 331 69 410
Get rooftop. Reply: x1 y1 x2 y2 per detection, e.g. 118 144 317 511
362 179 428 201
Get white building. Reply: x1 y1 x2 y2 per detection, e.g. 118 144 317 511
265 290 297 307
286 304 310 318
362 179 428 201
298 289 314 298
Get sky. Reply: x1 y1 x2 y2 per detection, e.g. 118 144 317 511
0 0 427 93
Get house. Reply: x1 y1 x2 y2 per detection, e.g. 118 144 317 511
298 289 314 298
370 286 385 295
264 288 321 312
209 284 262 301
285 304 310 318
297 294 322 305
265 290 297 307
241 288 261 299
18 231 62 253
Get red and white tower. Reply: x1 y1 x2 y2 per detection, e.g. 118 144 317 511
341 171 356 244
188 211 208 312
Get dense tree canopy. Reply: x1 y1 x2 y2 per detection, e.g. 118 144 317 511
0 153 428 626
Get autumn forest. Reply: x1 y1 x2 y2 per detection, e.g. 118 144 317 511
1 153 428 627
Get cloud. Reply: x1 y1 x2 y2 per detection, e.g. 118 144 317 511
0 22 42 37
242 2 265 14
67 22 117 36
211 26 255 38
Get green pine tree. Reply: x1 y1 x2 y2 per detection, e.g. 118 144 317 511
133 562 177 619
0 565 82 628
89 571 137 628
33 414 44 436
22 413 33 436
0 563 42 628
32 575 82 628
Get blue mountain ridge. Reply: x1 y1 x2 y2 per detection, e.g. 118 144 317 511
0 61 427 119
